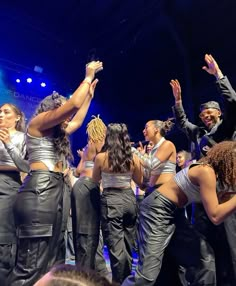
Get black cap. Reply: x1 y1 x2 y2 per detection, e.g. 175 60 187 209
200 101 221 112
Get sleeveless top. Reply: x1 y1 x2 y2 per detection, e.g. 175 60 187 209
102 171 133 189
173 163 201 205
26 133 62 171
150 137 176 176
83 160 94 169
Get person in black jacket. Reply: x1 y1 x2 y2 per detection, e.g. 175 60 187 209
170 53 236 285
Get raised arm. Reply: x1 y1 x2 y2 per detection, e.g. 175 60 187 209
203 53 236 137
65 79 99 135
170 79 199 141
29 61 103 132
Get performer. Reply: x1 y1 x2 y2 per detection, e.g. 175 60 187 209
92 123 143 284
0 103 29 286
8 60 103 286
122 140 236 286
171 53 236 285
132 119 176 195
71 115 106 269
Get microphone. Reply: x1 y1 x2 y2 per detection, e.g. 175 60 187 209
132 140 149 148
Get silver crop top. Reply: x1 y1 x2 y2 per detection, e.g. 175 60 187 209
26 133 62 171
102 171 133 189
83 160 94 169
150 138 176 176
173 164 201 206
0 131 27 168
151 161 176 176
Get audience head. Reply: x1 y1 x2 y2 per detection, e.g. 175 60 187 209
0 103 26 132
34 264 116 286
199 141 236 189
199 101 221 129
176 150 192 169
146 141 154 154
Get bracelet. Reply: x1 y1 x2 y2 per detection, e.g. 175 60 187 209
80 80 91 86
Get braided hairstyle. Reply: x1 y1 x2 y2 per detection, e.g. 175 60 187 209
101 123 133 173
34 91 73 161
86 115 106 143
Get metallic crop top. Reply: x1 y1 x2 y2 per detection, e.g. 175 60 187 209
83 160 94 169
26 133 62 171
102 171 133 189
149 137 176 176
151 161 176 176
173 164 201 206
0 131 26 168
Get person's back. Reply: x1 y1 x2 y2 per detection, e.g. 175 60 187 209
93 123 143 284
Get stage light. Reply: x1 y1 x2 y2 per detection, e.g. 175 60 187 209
26 78 32 83
16 79 20 83
40 82 46 87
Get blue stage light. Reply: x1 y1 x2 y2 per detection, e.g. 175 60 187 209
40 82 46 87
26 78 32 83
16 79 21 83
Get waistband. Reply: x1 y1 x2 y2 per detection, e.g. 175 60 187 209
29 169 64 179
78 176 93 183
153 190 177 211
103 187 132 192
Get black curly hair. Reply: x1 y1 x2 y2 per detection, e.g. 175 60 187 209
34 91 73 161
199 141 236 189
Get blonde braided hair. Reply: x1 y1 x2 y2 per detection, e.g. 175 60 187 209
86 115 106 143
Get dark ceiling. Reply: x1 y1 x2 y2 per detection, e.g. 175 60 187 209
0 0 236 155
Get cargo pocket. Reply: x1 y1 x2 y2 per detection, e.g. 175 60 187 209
16 224 52 269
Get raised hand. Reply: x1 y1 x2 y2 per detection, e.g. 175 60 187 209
77 148 84 158
88 79 99 98
137 141 146 155
85 61 103 81
170 79 182 102
202 54 223 79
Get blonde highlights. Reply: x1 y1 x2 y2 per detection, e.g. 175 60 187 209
86 115 106 143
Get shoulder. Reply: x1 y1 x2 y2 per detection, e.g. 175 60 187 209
160 139 175 150
94 152 106 163
189 164 216 184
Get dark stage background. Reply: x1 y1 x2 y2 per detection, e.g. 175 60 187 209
0 0 235 166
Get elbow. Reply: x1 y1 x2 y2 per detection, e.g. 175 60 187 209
209 215 223 226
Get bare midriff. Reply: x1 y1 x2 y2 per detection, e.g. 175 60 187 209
157 178 188 208
30 161 64 173
149 173 175 187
